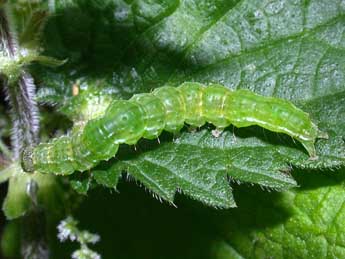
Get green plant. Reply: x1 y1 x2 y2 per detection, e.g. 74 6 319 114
0 0 345 258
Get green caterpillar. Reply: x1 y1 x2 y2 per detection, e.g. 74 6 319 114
21 82 327 175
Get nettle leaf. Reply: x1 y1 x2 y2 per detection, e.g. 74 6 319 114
210 169 345 259
12 0 345 257
70 174 92 195
92 169 121 189
106 88 344 207
111 130 294 208
34 0 345 209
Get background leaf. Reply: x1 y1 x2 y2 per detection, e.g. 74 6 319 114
209 169 345 259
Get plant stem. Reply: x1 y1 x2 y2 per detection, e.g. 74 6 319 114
0 7 39 159
0 5 47 259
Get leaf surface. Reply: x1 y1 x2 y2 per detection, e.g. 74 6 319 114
210 170 345 259
35 0 345 206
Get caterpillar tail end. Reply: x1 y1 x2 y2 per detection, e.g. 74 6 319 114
21 147 35 173
301 129 328 160
301 141 318 160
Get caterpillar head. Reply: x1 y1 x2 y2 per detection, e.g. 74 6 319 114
21 147 35 173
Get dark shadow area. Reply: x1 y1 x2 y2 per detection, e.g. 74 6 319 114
68 181 222 259
42 1 156 77
291 167 345 191
0 183 9 258
43 2 136 71
50 179 293 259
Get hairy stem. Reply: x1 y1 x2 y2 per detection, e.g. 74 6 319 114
0 5 46 259
0 7 39 160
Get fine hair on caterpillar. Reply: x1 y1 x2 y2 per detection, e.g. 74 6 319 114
21 82 328 175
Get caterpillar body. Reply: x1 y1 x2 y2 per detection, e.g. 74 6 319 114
21 82 327 175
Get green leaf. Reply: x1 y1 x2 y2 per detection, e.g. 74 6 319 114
111 130 298 208
114 143 237 208
93 169 121 189
32 0 345 207
210 169 345 259
2 164 65 219
70 179 90 195
109 90 345 206
3 172 32 219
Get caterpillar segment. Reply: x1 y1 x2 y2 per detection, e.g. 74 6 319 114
21 82 327 175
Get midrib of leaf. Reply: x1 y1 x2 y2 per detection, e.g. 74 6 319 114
183 13 345 61
119 155 236 208
129 2 345 88
118 0 242 62
175 144 297 188
172 0 246 55
170 17 345 95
